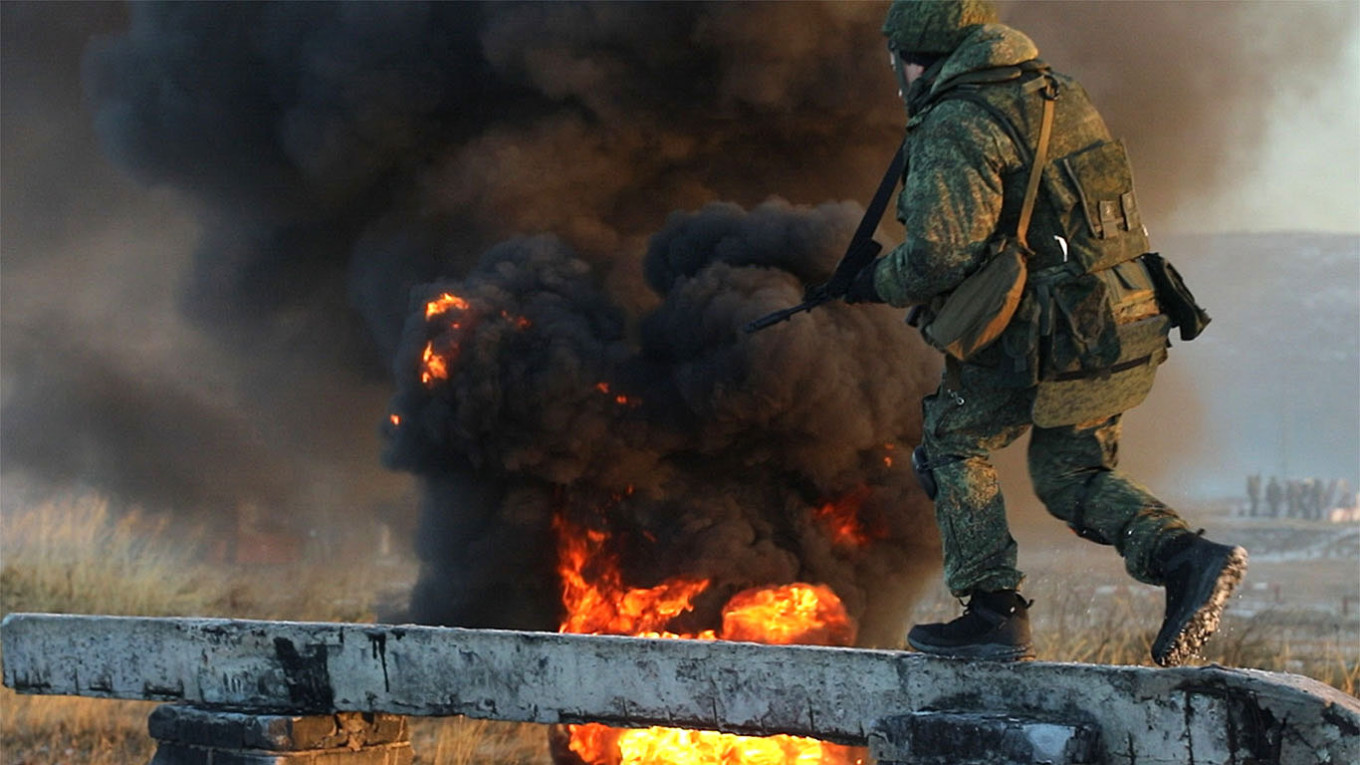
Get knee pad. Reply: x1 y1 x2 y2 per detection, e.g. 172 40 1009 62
1062 470 1114 546
911 445 939 500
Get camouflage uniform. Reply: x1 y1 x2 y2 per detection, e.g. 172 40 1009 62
871 21 1192 597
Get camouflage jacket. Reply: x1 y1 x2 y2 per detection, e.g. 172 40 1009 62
872 23 1146 309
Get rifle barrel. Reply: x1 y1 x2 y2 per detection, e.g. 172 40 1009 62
743 297 826 334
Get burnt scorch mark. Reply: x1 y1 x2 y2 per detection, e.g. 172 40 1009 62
273 637 335 712
1176 678 1286 762
367 630 391 692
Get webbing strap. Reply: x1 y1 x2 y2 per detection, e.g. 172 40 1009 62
1050 353 1155 382
1016 86 1056 250
945 355 964 394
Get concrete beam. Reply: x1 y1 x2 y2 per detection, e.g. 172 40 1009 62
4 613 1358 764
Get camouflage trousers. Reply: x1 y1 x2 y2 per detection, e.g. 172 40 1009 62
920 363 1191 597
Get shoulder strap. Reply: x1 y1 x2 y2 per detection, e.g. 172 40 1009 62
929 68 1059 250
1016 83 1057 250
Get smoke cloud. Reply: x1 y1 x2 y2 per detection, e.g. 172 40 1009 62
3 1 1355 637
384 206 939 642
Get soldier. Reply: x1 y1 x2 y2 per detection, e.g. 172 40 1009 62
845 0 1246 666
1309 479 1326 521
1266 476 1283 517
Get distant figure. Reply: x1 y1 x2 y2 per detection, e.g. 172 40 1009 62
1266 476 1283 518
1298 479 1313 520
1246 473 1261 517
1310 479 1327 521
845 0 1247 668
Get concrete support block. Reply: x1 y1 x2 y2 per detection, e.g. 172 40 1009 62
870 711 1100 765
147 705 412 765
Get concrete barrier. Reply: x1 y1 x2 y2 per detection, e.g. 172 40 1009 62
3 613 1357 764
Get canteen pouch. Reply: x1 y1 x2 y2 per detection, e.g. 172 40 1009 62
921 238 1029 361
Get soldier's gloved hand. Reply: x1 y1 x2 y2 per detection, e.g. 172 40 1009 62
844 261 885 304
802 282 832 304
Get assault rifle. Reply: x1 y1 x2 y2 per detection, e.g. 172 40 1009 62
744 145 905 334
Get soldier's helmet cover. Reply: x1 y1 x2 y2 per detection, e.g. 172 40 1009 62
882 0 1000 55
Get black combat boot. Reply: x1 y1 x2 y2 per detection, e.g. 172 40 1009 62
907 589 1034 661
1151 533 1248 667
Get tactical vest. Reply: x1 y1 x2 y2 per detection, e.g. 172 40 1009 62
914 61 1149 276
912 62 1197 425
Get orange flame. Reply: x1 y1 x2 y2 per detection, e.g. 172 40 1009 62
501 309 532 329
594 381 642 408
419 293 530 388
811 486 881 550
420 341 452 385
555 515 865 764
556 515 712 638
425 292 470 318
418 292 472 387
722 583 855 646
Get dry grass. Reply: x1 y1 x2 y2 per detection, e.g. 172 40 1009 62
410 718 551 765
1 493 1355 763
0 493 421 764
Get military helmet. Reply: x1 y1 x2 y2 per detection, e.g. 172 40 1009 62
882 0 999 55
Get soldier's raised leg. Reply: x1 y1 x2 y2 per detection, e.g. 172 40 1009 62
1028 415 1247 667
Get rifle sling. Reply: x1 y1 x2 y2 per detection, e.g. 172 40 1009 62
829 144 906 289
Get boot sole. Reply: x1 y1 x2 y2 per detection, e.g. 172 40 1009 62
1153 545 1249 667
907 637 1035 662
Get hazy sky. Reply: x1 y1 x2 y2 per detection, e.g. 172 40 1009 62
1006 0 1360 235
1193 13 1358 234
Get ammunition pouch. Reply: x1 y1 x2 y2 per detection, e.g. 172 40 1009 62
1041 138 1150 273
1018 255 1171 428
1142 252 1211 341
1033 312 1169 427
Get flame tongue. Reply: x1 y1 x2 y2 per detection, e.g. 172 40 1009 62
812 486 883 550
417 291 533 388
555 513 864 764
722 583 855 646
556 518 713 638
425 292 470 318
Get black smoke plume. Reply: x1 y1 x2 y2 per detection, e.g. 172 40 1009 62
384 205 940 643
3 1 1353 639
